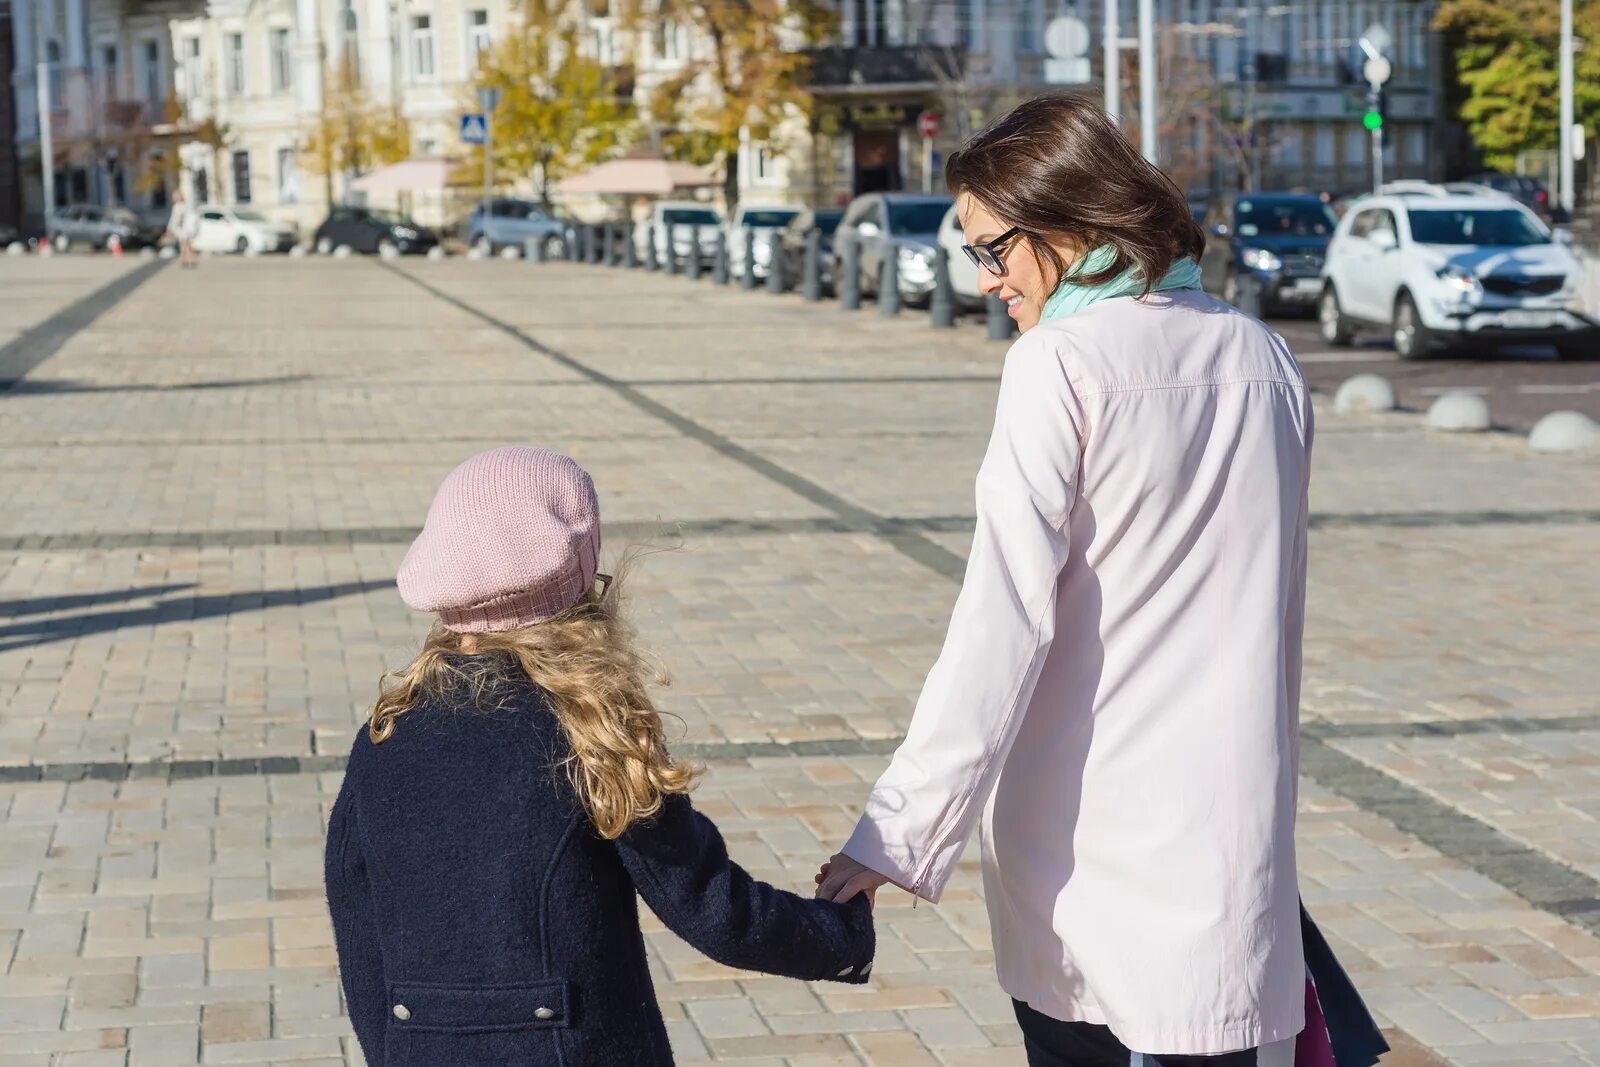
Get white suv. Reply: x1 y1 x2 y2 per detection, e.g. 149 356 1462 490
1319 193 1596 359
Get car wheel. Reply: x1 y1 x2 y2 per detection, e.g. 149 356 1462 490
1555 339 1593 361
542 234 564 259
235 235 249 254
1392 292 1433 360
1319 287 1354 346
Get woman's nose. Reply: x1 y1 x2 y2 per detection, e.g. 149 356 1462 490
977 270 1003 296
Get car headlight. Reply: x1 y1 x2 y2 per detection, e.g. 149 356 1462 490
1435 265 1481 298
1241 248 1282 271
1567 268 1596 316
392 227 417 239
898 247 933 268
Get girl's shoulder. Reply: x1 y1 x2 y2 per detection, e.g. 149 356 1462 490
346 684 564 775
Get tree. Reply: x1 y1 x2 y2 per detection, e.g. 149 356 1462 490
300 62 412 205
1434 0 1600 171
466 0 638 206
132 91 229 203
624 0 832 213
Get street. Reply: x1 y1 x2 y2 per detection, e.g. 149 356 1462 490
0 253 1598 1067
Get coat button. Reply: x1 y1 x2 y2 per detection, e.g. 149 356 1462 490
534 1007 557 1021
392 1004 411 1021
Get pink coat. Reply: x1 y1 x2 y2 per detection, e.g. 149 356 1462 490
843 290 1312 1056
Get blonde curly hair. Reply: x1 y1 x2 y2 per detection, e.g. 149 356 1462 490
368 572 697 838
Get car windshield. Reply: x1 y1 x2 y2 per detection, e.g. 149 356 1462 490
493 202 534 219
1408 209 1549 247
813 211 844 233
662 208 721 227
108 209 140 224
886 200 953 234
368 210 412 226
1234 199 1337 237
233 210 268 222
741 209 799 228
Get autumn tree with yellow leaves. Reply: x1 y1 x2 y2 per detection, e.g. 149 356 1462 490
466 0 639 206
300 62 412 205
623 0 833 213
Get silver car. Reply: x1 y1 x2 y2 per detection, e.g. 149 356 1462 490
465 199 568 257
47 204 158 251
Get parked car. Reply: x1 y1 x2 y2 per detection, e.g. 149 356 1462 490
631 201 723 267
726 205 802 280
465 198 567 257
1467 172 1554 221
938 202 987 310
192 205 297 254
777 208 844 291
312 207 438 255
832 192 954 304
1199 194 1338 314
46 204 161 251
1319 192 1596 359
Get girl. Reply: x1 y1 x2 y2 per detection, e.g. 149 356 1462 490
325 446 874 1067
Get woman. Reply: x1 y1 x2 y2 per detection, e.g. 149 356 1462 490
166 190 198 268
817 95 1317 1066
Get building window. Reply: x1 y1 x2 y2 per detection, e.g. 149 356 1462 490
232 150 251 203
276 147 298 203
411 15 436 79
185 38 203 99
655 20 685 61
142 39 163 105
1016 0 1041 53
755 146 771 181
45 41 64 106
341 0 361 81
271 29 293 93
468 10 491 67
227 33 245 95
100 45 120 99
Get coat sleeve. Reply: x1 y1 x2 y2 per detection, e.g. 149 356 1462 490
616 793 875 983
841 333 1084 903
324 775 388 1064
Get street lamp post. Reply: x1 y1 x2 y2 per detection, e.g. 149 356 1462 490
1103 0 1119 121
1138 0 1156 164
1559 0 1575 217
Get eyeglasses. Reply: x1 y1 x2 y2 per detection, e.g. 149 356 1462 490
959 227 1024 276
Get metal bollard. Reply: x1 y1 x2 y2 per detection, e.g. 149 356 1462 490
687 227 702 280
929 246 955 329
839 231 861 311
802 229 822 302
713 230 730 285
669 226 684 275
603 225 617 267
577 225 590 264
565 226 578 262
645 225 660 271
625 227 640 269
879 240 902 317
589 225 603 265
526 235 544 264
766 239 786 294
741 229 757 290
1233 272 1263 317
986 293 1017 341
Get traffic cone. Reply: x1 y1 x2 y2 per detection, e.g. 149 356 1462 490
109 234 123 257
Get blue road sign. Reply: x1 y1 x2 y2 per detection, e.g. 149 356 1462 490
459 113 487 145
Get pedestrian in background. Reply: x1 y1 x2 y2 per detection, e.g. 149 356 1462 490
818 94 1379 1067
166 191 199 268
325 447 875 1067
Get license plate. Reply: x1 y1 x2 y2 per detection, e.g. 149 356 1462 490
1292 277 1323 294
1498 310 1557 329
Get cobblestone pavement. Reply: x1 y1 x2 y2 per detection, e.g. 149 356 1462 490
0 254 1597 1066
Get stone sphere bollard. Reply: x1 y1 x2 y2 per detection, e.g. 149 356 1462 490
139 246 157 260
7 242 26 256
1426 391 1492 433
1333 373 1398 414
334 244 354 259
289 245 307 258
158 246 177 260
500 245 522 260
379 243 401 261
1529 411 1600 454
466 245 486 260
427 245 447 261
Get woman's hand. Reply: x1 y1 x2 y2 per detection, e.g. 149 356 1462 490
815 853 890 905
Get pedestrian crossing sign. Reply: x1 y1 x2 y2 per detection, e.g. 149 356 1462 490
459 114 487 145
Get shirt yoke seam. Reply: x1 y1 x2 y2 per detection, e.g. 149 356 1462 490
1074 377 1308 397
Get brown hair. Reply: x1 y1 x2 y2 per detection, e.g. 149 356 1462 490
944 93 1205 297
369 570 698 839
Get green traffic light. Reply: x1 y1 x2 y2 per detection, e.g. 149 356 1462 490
1363 111 1383 131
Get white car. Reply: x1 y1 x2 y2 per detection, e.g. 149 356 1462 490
1319 193 1597 359
193 205 298 254
938 202 987 310
636 201 723 267
726 204 800 279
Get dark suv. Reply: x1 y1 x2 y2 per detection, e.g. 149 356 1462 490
1200 194 1339 315
313 207 438 255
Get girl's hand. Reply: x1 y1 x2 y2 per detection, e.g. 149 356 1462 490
815 854 889 905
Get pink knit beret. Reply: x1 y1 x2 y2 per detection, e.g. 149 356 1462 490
398 447 601 633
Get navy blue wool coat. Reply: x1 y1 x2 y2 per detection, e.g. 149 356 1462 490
324 676 874 1067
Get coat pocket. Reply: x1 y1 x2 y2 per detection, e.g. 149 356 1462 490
384 979 572 1067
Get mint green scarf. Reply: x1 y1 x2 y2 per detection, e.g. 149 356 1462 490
1040 245 1203 322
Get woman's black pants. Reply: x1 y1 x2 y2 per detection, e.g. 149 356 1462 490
1014 1001 1263 1067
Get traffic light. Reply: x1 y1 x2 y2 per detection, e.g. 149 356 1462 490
1363 88 1384 132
